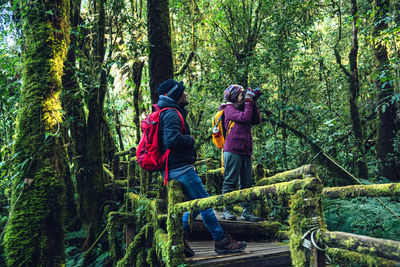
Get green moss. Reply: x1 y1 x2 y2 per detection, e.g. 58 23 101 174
327 248 397 267
136 249 145 267
166 181 185 266
323 183 400 199
4 165 66 266
154 229 169 263
146 247 159 267
173 178 316 214
287 177 325 267
257 165 318 186
116 223 152 267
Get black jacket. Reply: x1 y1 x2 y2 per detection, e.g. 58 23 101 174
157 96 196 170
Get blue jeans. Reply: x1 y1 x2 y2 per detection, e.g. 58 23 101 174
172 168 225 241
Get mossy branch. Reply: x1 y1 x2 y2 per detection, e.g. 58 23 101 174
174 51 195 76
103 164 114 180
256 165 318 186
173 178 322 214
323 183 400 199
318 231 400 261
326 247 398 267
115 147 136 157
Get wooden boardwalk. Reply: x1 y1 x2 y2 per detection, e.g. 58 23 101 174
186 211 291 266
188 241 291 266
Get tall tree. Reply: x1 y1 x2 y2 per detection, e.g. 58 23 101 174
334 0 368 179
147 0 174 104
373 0 398 180
62 0 109 251
4 0 70 265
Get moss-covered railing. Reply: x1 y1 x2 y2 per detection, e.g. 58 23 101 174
166 176 325 266
105 159 400 267
315 183 400 266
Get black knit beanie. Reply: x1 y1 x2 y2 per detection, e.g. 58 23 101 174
157 79 185 101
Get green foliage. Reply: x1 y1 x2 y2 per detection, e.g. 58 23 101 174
324 197 400 241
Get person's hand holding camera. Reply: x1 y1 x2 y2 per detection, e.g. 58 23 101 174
244 88 256 104
254 87 261 100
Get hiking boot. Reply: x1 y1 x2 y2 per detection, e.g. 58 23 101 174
183 231 195 257
215 235 246 254
183 239 195 257
221 207 237 220
241 208 261 222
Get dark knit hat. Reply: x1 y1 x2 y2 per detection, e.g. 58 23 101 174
157 79 185 101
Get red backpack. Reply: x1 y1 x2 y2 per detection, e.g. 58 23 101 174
136 104 185 185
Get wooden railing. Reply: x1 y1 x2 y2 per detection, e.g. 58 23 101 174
104 151 400 267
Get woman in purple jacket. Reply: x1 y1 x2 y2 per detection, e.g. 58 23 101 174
221 84 261 222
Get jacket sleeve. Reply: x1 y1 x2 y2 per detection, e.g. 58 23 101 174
225 102 253 123
251 103 261 125
162 110 194 149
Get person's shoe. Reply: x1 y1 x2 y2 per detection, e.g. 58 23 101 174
221 209 237 220
183 239 195 257
241 208 261 222
183 231 195 257
215 235 246 254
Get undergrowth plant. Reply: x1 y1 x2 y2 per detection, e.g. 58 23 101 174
324 197 400 241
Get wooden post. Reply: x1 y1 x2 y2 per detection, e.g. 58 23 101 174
112 154 120 181
125 149 137 250
166 180 185 267
127 150 136 189
140 169 149 196
288 177 326 267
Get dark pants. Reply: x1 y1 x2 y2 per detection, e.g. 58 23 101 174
222 152 253 209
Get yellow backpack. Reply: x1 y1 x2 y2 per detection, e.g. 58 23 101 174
211 109 234 149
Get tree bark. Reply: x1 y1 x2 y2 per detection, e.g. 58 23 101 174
373 0 398 180
61 0 86 233
4 0 70 265
334 0 368 179
82 0 107 251
147 0 174 104
132 60 144 144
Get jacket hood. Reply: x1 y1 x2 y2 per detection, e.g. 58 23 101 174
157 95 188 115
219 102 231 111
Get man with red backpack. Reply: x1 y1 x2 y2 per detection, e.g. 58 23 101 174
157 79 246 257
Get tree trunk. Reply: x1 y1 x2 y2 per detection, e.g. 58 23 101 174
82 0 107 250
334 0 368 179
4 0 70 265
373 0 398 180
61 0 83 232
132 60 144 144
349 0 368 179
147 0 174 104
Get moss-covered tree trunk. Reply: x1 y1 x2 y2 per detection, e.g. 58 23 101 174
373 0 398 180
4 0 70 265
147 0 174 104
81 0 107 250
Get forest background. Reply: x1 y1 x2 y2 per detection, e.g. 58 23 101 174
0 0 399 266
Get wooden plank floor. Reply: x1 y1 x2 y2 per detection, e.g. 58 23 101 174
187 240 291 267
186 210 291 266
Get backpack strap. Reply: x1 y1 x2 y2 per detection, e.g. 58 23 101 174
157 106 186 185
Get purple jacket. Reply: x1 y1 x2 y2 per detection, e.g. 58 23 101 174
221 102 261 156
